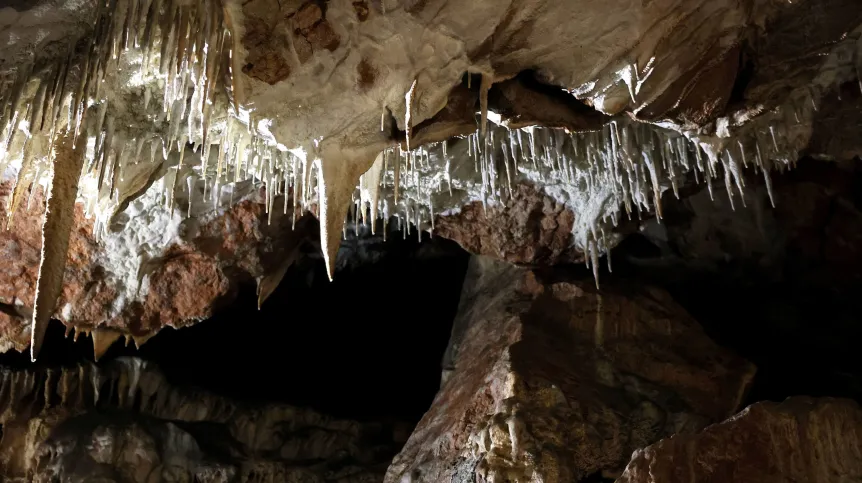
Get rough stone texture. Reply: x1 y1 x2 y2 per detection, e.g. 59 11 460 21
385 256 755 483
0 181 98 353
231 0 849 149
239 0 342 84
487 77 610 132
0 357 397 482
617 397 862 483
806 84 862 161
2 0 860 324
0 182 315 352
434 183 580 266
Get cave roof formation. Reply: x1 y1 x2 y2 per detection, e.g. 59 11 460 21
1 0 861 359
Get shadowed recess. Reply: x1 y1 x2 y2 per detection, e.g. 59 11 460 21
0 234 470 423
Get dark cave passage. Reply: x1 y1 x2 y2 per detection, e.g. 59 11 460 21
603 157 862 409
0 232 470 424
664 274 862 408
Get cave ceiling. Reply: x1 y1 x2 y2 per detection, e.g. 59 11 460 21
0 0 861 359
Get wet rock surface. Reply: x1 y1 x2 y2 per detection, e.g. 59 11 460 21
386 256 756 483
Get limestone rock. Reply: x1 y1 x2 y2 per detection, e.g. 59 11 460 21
434 183 580 266
0 358 397 482
385 256 755 483
617 397 862 483
0 180 316 352
1 0 861 326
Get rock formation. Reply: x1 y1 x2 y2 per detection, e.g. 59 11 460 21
385 256 755 482
617 397 862 483
0 178 318 355
0 0 861 356
0 0 861 482
0 357 398 482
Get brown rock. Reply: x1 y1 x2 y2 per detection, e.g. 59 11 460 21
435 183 580 265
139 252 230 332
0 358 396 482
293 2 322 32
293 34 313 63
287 2 340 53
407 84 478 147
357 58 376 91
489 77 610 131
385 256 755 482
241 49 291 85
353 1 369 21
617 397 862 483
0 181 98 352
636 44 739 127
306 20 340 52
241 16 292 85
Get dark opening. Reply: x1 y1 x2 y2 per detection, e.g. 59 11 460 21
727 45 756 109
0 230 470 424
510 70 606 119
603 161 862 408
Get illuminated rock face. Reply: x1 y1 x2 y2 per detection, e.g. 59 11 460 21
385 256 756 482
0 0 860 349
0 179 316 354
1 2 862 482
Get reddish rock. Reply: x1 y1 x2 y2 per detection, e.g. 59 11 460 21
0 181 99 352
617 397 862 483
0 182 312 353
240 11 293 85
434 183 580 266
305 20 340 52
385 256 755 482
138 252 230 332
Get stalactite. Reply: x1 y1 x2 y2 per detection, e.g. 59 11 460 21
316 153 377 281
359 151 385 235
0 0 822 334
405 78 418 152
92 329 122 362
31 132 87 361
257 238 302 310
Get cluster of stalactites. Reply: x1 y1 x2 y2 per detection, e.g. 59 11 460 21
0 0 809 250
201 130 321 229
0 0 235 235
340 106 806 287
